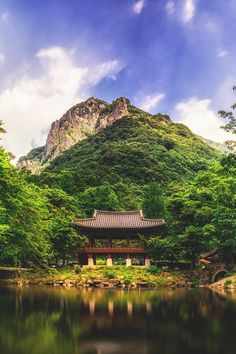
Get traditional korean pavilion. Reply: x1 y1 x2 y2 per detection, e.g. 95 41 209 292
75 210 166 267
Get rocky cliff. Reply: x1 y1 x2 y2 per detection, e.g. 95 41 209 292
17 97 131 172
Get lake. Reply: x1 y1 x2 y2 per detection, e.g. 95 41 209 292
0 286 236 354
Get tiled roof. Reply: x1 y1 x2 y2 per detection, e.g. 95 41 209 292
76 210 165 229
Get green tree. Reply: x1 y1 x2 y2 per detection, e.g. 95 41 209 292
142 183 167 219
218 86 236 151
146 236 181 262
113 182 143 210
0 121 51 266
79 184 120 216
46 188 85 264
50 208 84 265
0 147 51 266
168 166 236 264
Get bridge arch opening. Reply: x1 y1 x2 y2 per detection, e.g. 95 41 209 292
211 270 228 283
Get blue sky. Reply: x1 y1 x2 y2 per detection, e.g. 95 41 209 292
0 0 235 158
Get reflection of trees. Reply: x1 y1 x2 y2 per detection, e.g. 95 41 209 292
0 287 88 354
0 287 236 354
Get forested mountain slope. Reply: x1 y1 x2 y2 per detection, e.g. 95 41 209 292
18 97 220 176
35 106 219 203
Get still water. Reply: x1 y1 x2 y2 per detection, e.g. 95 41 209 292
0 286 236 354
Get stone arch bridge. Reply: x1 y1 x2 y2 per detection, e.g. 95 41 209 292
198 262 233 284
198 249 234 284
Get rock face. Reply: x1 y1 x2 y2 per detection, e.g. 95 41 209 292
17 97 130 172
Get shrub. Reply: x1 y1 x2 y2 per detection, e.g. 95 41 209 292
146 266 161 275
124 277 131 285
103 269 116 279
191 278 200 287
74 266 82 275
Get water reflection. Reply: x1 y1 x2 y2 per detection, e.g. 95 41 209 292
0 287 236 354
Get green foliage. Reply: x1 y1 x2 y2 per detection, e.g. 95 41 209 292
168 163 236 263
79 184 121 216
33 112 219 224
103 268 116 279
113 182 143 210
74 265 81 274
218 86 236 151
39 115 218 202
0 147 51 266
0 126 85 266
46 188 86 263
142 183 167 219
146 236 182 262
146 266 161 275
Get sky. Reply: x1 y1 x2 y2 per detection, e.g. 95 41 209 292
0 0 235 159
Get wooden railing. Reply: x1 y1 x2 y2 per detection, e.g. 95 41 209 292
78 245 147 254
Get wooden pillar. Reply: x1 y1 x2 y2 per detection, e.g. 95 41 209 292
93 254 96 265
88 254 94 266
126 254 132 267
107 254 113 266
144 255 151 267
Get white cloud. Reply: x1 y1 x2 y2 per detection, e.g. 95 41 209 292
216 48 228 58
133 0 145 14
214 77 236 109
138 92 165 112
166 0 196 24
175 97 233 143
0 11 9 23
0 46 123 159
0 53 5 64
182 0 196 23
166 1 175 15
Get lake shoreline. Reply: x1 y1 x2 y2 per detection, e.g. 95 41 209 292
0 266 212 289
0 277 195 289
2 266 234 290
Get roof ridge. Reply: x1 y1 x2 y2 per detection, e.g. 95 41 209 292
143 217 166 223
95 210 141 215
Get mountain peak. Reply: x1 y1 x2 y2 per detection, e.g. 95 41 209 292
17 97 132 171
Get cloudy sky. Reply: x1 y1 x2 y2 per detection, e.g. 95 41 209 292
0 0 235 159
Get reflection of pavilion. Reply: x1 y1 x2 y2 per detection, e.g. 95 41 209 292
87 298 153 318
75 210 165 266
